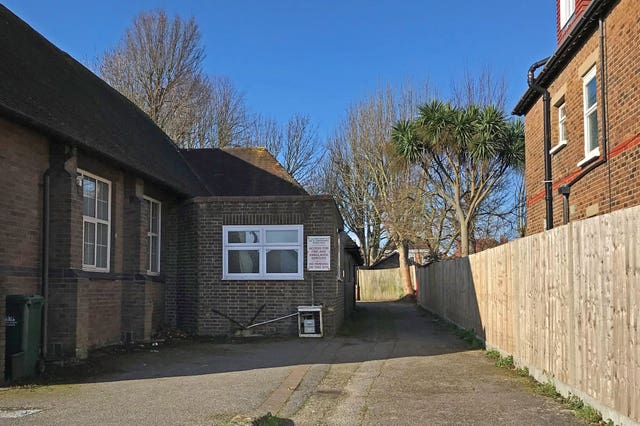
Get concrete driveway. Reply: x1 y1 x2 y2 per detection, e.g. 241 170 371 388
0 302 583 425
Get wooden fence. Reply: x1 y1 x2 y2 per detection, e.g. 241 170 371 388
357 267 417 301
417 205 640 425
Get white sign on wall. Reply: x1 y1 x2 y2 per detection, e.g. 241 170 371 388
307 236 331 271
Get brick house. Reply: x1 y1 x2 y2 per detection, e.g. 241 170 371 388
513 0 640 235
0 5 360 380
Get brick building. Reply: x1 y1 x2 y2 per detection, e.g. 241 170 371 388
0 5 360 381
513 0 640 234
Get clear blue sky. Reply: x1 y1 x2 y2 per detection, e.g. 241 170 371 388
4 0 557 140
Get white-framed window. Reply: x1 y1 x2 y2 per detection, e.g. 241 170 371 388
581 66 599 165
222 225 304 280
560 0 575 28
80 170 111 272
551 102 568 155
144 196 161 275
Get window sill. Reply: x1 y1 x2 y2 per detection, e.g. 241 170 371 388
222 275 304 281
577 149 600 168
549 141 567 155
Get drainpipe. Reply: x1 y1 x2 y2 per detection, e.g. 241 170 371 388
41 169 51 361
559 18 609 209
528 57 553 230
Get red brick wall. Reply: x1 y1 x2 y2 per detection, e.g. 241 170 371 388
526 0 640 234
557 0 594 43
0 118 49 380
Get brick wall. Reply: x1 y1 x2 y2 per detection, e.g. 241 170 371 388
0 118 49 379
557 0 593 44
45 148 179 359
175 196 346 337
525 0 640 234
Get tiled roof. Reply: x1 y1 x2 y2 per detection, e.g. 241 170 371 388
0 5 207 196
181 147 308 196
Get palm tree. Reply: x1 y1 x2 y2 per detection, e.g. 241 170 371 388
392 100 524 256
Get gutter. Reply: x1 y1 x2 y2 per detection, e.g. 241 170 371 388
0 105 196 198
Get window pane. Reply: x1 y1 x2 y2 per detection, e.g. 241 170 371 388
150 201 159 234
96 181 109 220
586 77 597 108
95 223 108 268
228 230 260 244
96 245 107 268
150 235 159 272
83 177 96 217
227 250 260 273
265 229 299 244
266 249 299 274
83 222 95 265
96 223 108 246
588 111 598 151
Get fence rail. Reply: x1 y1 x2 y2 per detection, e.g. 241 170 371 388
417 205 640 425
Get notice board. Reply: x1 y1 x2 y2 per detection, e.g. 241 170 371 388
307 236 331 271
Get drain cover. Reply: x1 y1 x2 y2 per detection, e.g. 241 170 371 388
0 408 42 418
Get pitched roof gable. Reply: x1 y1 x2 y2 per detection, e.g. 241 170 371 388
0 5 206 196
181 147 308 196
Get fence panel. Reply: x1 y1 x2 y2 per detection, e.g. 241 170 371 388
416 205 640 425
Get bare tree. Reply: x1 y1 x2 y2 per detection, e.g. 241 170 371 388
281 114 323 187
323 82 447 292
99 10 248 148
325 130 390 267
244 114 283 156
244 113 323 189
452 68 508 110
209 76 249 147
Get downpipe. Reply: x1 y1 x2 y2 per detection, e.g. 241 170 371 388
528 57 553 230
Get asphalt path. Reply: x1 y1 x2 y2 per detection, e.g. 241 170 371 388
0 302 584 425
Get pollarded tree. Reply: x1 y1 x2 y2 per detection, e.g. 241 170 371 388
392 100 524 257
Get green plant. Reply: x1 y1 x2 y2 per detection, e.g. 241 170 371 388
254 413 287 426
515 366 529 377
495 355 514 368
452 327 484 349
564 394 607 423
485 350 501 361
536 381 561 399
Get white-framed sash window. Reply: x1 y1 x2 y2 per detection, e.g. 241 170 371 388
581 66 599 165
80 170 111 272
144 196 161 275
560 0 575 28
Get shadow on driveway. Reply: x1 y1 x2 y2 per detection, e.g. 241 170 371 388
22 301 470 386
